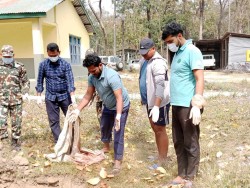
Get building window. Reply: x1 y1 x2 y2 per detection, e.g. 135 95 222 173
69 35 81 64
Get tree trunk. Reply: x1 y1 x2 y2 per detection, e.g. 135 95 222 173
121 18 125 64
199 0 204 40
88 0 108 54
146 1 151 38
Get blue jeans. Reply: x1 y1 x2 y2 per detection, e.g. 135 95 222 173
100 103 130 160
45 97 71 143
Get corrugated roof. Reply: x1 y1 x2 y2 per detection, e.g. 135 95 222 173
222 32 250 40
72 0 95 34
0 0 63 14
0 0 95 34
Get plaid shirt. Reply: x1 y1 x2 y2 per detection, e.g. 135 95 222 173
35 58 75 101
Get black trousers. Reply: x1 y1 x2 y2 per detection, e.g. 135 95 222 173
172 105 201 179
45 97 71 143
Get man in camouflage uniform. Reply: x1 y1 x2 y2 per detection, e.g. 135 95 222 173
0 45 30 150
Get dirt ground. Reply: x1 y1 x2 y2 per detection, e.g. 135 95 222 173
0 70 249 188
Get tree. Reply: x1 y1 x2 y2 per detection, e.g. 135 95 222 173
88 0 108 54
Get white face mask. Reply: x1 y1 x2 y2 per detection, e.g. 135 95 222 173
168 43 179 52
49 56 59 62
2 57 14 64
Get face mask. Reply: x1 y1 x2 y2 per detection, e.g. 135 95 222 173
2 57 14 64
49 56 59 62
168 43 179 52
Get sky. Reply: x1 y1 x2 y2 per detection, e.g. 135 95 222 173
90 0 114 13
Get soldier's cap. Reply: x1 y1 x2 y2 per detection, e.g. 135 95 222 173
139 38 154 55
85 48 96 57
1 45 14 57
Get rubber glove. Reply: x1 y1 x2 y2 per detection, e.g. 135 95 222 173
69 109 80 123
191 94 206 109
149 106 159 123
115 114 121 131
22 93 29 101
37 96 43 106
189 106 201 125
71 95 76 104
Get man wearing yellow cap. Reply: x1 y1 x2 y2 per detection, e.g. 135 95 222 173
0 45 30 151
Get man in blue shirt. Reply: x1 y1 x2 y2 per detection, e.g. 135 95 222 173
161 22 206 187
69 54 130 175
138 38 170 165
36 43 76 143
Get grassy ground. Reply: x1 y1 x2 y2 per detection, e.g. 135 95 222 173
3 70 250 187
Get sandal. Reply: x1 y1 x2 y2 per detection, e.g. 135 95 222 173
111 166 121 175
183 180 192 188
161 176 186 188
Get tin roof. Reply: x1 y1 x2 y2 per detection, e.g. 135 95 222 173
0 0 63 14
0 0 95 34
72 0 95 34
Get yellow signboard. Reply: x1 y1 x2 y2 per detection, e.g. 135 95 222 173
247 50 250 62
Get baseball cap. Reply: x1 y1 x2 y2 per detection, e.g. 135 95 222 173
1 45 14 57
139 38 155 55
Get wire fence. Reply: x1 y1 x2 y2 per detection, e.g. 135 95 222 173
225 62 250 72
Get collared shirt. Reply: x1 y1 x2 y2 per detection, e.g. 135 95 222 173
35 58 75 101
170 39 203 107
139 60 148 104
88 66 129 110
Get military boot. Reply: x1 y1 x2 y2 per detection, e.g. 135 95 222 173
11 139 21 151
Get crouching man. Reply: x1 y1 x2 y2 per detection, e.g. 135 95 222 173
69 54 130 175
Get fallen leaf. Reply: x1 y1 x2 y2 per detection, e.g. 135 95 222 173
207 140 214 148
127 164 131 169
28 152 35 158
86 177 100 185
99 182 109 188
107 174 114 178
17 151 24 156
44 161 51 167
76 165 84 171
205 125 211 129
141 177 152 180
156 167 166 174
32 162 40 167
216 151 223 158
220 132 228 137
86 167 92 172
99 168 107 179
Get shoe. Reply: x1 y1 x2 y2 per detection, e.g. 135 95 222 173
11 139 21 151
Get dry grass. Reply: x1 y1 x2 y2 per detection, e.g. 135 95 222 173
16 71 250 187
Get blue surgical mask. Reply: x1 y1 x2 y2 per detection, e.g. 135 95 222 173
2 57 14 64
49 56 59 62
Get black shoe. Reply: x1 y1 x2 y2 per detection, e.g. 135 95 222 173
11 139 21 151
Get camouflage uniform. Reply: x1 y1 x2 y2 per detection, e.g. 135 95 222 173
0 46 30 140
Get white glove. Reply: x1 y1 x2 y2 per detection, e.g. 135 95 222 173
115 114 121 131
149 106 159 123
189 106 201 125
71 95 76 104
191 94 206 109
22 93 29 101
37 96 43 106
69 109 80 123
